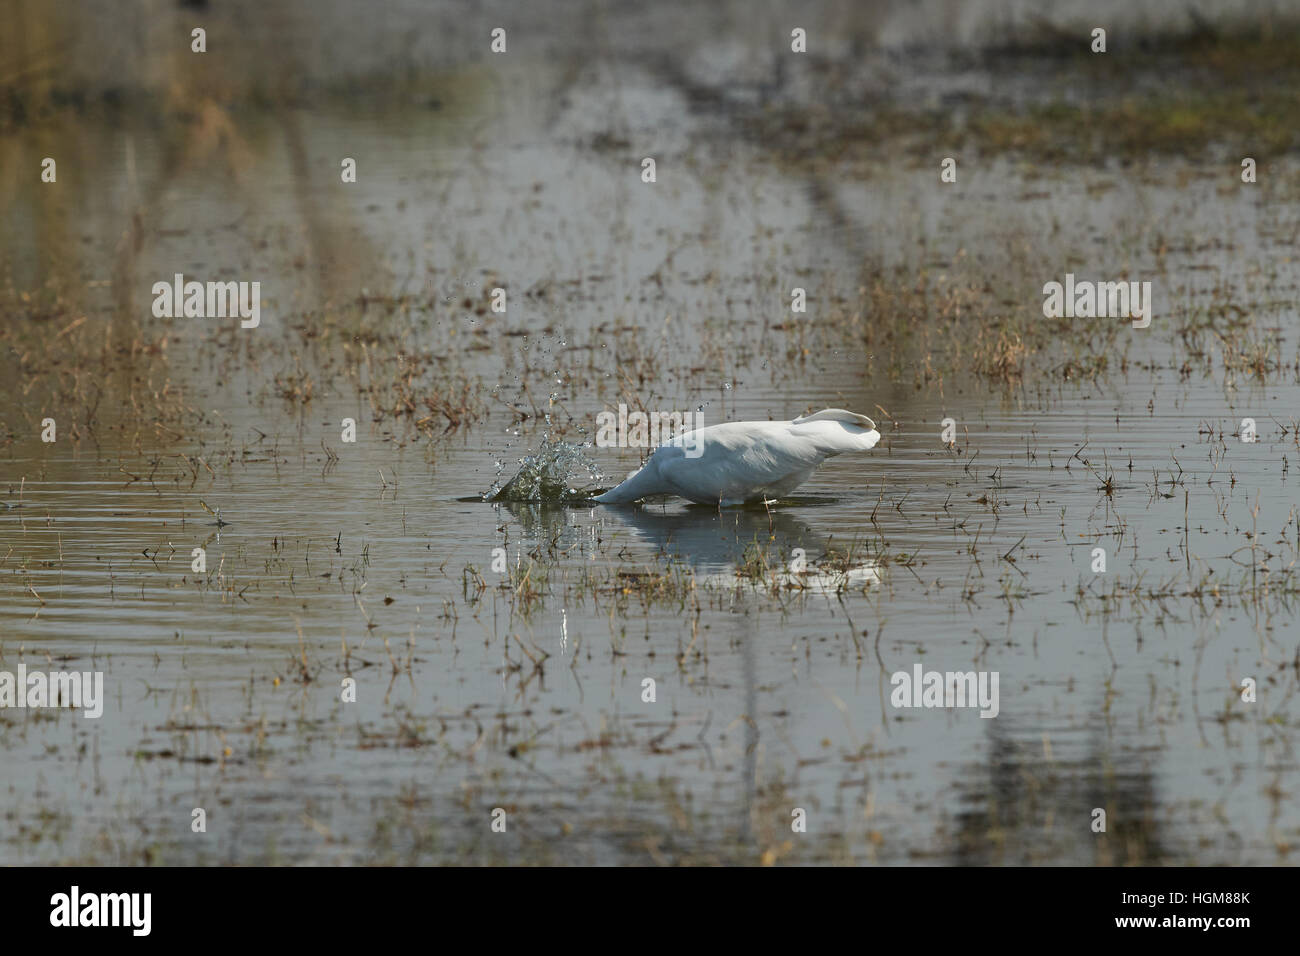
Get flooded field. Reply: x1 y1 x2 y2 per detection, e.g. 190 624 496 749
2 0 1298 865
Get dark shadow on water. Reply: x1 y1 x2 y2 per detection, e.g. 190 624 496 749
593 502 866 577
486 495 875 581
948 716 1167 865
458 493 844 507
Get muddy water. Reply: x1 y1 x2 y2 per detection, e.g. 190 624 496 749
3 4 1300 865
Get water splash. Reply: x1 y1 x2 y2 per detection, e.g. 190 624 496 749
485 329 603 502
486 438 604 502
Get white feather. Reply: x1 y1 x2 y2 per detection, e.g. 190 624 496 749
593 408 880 506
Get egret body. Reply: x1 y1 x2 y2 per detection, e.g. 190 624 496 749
593 409 880 506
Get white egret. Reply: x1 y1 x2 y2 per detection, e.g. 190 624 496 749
593 408 881 506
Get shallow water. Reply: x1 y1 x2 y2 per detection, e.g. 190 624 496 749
2 1 1299 865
